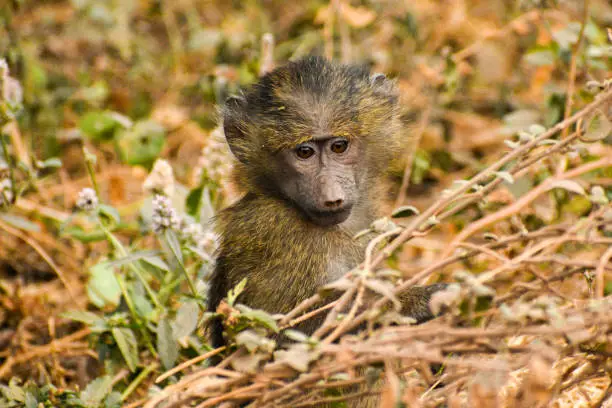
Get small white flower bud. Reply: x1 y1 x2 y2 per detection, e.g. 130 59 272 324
144 159 175 197
76 187 98 212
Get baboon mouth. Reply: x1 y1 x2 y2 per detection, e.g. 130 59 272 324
308 207 352 226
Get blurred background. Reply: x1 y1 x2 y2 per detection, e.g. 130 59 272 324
0 0 611 404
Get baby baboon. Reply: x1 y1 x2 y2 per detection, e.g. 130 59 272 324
209 56 443 349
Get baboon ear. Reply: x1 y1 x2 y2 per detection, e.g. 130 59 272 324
369 72 398 103
222 95 250 164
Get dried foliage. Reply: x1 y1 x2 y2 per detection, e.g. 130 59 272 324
0 1 611 407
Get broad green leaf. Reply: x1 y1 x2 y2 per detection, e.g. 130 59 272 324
552 22 580 48
199 186 216 226
130 282 155 320
102 250 162 269
502 109 541 135
0 214 41 232
88 262 122 309
104 391 122 408
581 113 612 143
1 378 25 401
157 318 178 370
524 49 556 66
80 376 113 407
164 229 183 264
590 186 609 205
141 255 171 273
62 310 106 329
185 186 203 218
274 344 319 372
112 327 140 372
115 120 166 166
528 124 546 135
567 195 592 215
39 157 62 169
24 392 37 408
548 180 586 196
230 351 268 373
235 330 268 352
78 111 123 141
235 305 279 333
98 204 121 225
172 300 199 340
506 176 533 199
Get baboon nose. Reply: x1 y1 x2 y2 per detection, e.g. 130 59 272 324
324 198 344 209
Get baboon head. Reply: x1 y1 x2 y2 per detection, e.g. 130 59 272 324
222 56 400 227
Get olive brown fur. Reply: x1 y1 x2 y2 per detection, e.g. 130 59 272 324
208 56 443 367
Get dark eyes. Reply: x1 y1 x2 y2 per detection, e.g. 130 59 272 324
295 139 349 159
296 145 315 159
330 140 348 154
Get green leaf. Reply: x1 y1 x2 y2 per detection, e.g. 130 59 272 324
235 330 269 352
163 229 183 264
172 300 199 340
104 391 122 408
391 205 420 218
130 282 155 320
590 186 609 205
227 278 247 306
24 392 38 408
62 225 107 243
506 175 533 199
410 149 430 184
62 310 106 329
112 327 140 372
80 376 113 407
236 305 279 333
39 157 62 169
504 139 520 149
1 378 25 401
502 109 541 135
102 250 162 269
98 204 121 225
141 256 171 273
552 22 580 48
548 180 586 196
274 344 319 372
0 214 41 232
581 113 612 143
185 186 203 217
157 318 179 370
284 329 309 343
199 186 216 226
566 195 592 215
87 262 122 309
115 120 166 166
79 111 124 141
524 49 556 66
528 124 546 135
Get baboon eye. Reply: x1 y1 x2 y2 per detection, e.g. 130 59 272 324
296 145 315 159
330 139 348 154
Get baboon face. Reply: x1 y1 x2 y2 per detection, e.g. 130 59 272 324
222 57 398 228
274 136 362 227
